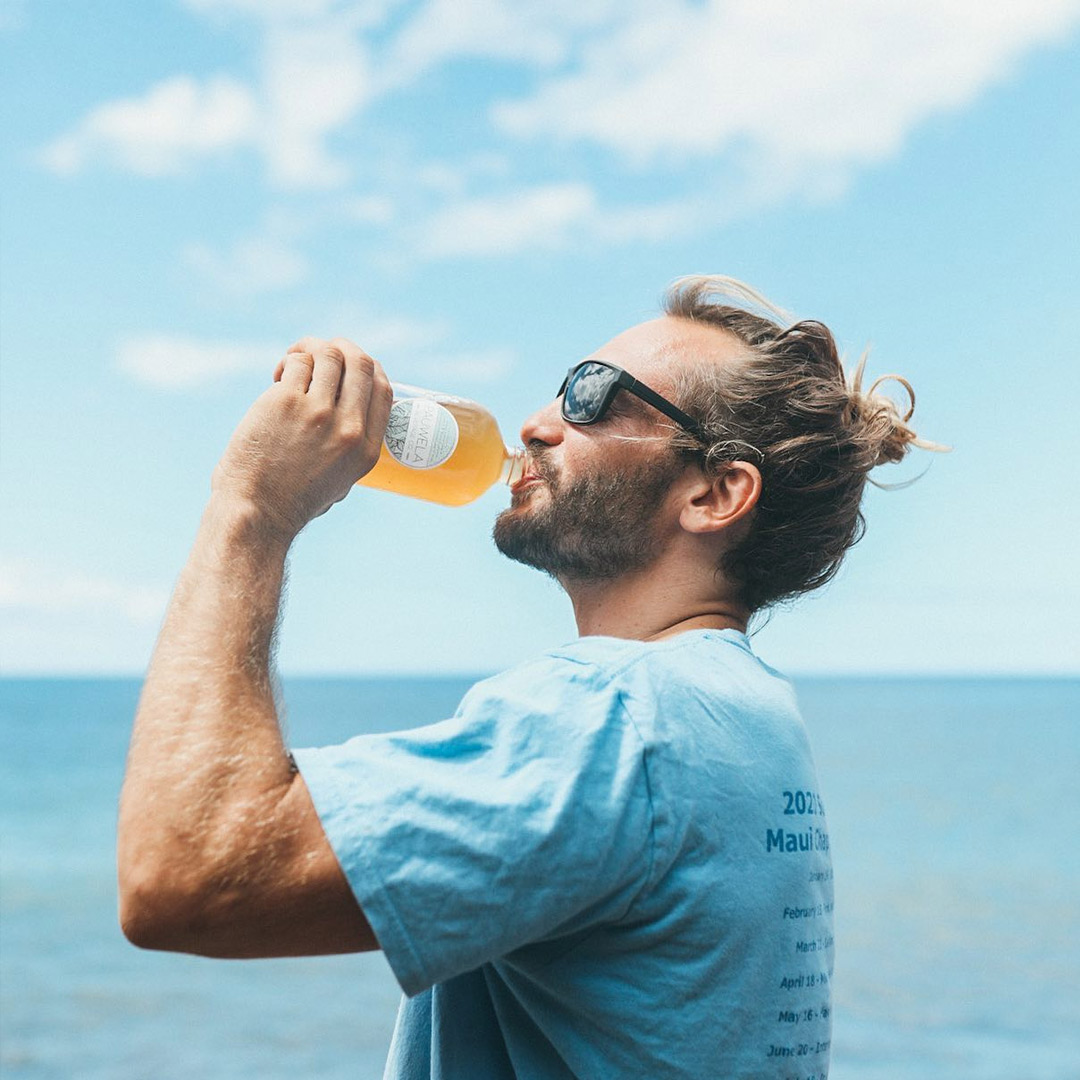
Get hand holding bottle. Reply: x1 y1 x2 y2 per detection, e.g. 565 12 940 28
212 337 393 540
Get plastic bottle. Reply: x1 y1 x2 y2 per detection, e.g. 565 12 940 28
357 383 526 506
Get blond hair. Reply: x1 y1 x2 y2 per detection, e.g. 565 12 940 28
664 274 946 612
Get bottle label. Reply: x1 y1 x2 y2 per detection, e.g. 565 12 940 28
384 398 459 470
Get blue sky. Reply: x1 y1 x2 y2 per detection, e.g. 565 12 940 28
1 0 1078 676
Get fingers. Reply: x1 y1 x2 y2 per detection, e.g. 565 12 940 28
277 338 392 450
285 337 345 403
275 340 323 386
331 338 386 418
279 346 315 392
329 340 392 467
358 358 394 462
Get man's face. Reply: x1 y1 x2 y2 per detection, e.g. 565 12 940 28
492 442 685 580
493 316 721 582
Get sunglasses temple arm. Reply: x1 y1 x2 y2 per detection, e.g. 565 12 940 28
626 378 706 442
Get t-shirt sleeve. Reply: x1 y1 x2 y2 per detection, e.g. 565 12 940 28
292 659 656 996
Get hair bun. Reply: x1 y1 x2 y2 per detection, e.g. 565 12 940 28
848 356 943 469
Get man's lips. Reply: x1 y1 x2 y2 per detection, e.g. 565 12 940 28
511 472 544 495
511 454 555 495
512 448 556 496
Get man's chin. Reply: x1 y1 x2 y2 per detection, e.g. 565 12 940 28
493 503 549 567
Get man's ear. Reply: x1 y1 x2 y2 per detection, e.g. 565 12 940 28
678 461 762 535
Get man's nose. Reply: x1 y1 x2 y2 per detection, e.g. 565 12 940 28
520 398 565 446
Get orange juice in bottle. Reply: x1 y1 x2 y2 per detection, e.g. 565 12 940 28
357 383 526 506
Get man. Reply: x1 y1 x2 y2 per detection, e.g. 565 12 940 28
119 275 931 1077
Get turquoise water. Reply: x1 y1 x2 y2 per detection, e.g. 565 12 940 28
2 676 1078 1078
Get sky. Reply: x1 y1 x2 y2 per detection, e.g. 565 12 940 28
1 0 1078 677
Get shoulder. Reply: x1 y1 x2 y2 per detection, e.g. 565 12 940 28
451 640 638 757
591 631 801 760
559 631 792 719
459 630 795 742
459 637 629 711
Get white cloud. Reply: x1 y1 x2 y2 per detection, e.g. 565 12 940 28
399 0 1080 256
0 559 169 626
39 75 258 176
278 309 517 384
415 181 706 257
257 12 373 188
0 559 170 673
586 198 702 245
269 313 520 384
116 335 279 389
113 314 505 389
355 316 449 354
41 4 375 189
494 0 1080 175
419 182 597 256
382 0 621 91
398 349 517 385
411 153 511 197
344 194 396 225
183 235 310 297
38 0 1080 244
183 0 340 17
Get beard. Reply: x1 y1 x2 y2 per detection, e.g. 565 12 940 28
493 445 685 582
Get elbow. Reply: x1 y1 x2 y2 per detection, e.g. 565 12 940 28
117 849 254 957
116 812 186 950
118 860 192 952
119 896 167 952
116 809 235 953
116 798 287 956
117 841 226 953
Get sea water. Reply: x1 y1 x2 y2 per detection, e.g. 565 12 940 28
1 676 1078 1079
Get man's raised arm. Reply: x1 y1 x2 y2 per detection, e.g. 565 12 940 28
117 338 392 959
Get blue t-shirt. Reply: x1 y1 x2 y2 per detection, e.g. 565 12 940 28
294 629 834 1078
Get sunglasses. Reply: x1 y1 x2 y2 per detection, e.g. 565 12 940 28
558 360 706 443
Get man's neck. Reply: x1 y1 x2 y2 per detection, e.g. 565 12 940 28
564 561 748 642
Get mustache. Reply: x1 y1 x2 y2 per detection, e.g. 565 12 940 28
525 440 559 488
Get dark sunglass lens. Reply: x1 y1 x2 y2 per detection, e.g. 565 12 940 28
562 362 615 422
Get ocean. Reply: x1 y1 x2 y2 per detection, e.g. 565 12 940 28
1 676 1078 1079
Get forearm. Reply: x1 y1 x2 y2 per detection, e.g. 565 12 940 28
118 494 296 927
118 338 392 956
